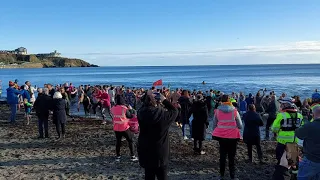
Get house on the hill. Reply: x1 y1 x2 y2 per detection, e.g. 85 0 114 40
36 50 61 58
0 47 28 55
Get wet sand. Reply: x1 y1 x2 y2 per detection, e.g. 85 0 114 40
0 104 277 180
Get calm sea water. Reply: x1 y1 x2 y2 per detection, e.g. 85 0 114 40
0 64 319 99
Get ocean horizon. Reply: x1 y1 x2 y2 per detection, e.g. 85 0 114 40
0 63 319 99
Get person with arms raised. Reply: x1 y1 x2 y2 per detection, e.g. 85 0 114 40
138 91 178 180
6 81 23 124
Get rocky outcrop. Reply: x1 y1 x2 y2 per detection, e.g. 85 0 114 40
41 57 92 67
0 54 98 68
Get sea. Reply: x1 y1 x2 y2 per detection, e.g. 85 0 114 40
0 64 319 99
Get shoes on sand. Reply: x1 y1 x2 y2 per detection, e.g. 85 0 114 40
131 156 138 162
115 156 138 162
115 156 121 162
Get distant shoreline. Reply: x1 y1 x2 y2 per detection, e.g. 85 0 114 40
0 64 99 69
96 63 320 67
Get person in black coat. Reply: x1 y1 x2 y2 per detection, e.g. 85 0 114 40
52 91 67 139
138 91 178 180
243 104 264 163
34 88 52 138
190 94 209 155
178 90 192 139
265 95 278 139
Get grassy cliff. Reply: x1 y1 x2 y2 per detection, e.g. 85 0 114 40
0 54 98 68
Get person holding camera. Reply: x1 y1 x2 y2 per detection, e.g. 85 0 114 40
137 91 178 180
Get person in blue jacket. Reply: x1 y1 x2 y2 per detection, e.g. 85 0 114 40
6 81 23 124
20 85 31 102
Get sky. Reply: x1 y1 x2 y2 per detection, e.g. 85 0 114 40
1 0 320 66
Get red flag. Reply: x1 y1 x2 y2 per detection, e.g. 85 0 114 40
153 79 163 87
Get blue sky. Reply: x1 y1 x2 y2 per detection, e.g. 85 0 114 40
1 0 320 66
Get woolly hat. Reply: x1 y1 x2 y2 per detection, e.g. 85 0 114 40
9 81 15 86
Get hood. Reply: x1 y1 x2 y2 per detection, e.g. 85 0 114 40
6 87 14 93
193 101 207 110
138 106 164 125
218 104 235 112
115 95 125 105
178 96 190 104
194 100 206 107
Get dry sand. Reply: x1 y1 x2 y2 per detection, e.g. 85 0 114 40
0 104 277 180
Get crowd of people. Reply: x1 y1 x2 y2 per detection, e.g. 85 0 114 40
5 80 320 180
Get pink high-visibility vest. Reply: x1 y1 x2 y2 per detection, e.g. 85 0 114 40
111 105 130 132
212 109 241 139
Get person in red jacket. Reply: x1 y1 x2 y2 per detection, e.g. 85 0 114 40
92 86 103 118
100 91 112 124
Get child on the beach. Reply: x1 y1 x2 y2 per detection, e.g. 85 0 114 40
24 98 33 125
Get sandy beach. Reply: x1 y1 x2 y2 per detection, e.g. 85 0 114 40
0 104 278 180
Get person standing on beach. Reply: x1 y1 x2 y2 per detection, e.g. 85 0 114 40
238 96 247 117
178 90 192 140
254 89 266 114
108 86 116 107
245 93 254 110
205 91 215 118
190 94 209 155
78 89 91 116
111 95 138 162
271 98 303 164
100 90 112 124
47 84 55 98
125 88 136 109
6 81 23 124
265 95 278 140
59 88 72 118
170 88 181 126
301 99 311 123
92 86 103 117
34 88 52 138
138 91 178 180
212 94 242 180
20 85 31 125
295 104 320 179
52 92 67 139
243 104 264 164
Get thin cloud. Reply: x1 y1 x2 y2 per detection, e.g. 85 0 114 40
73 41 320 57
